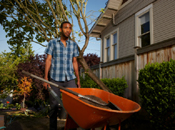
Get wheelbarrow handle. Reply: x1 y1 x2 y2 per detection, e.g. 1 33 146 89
22 71 81 97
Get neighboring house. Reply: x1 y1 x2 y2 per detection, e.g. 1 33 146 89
89 0 175 102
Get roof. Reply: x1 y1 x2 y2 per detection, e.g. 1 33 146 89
89 0 123 38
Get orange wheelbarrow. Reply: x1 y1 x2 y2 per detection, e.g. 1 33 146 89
21 71 141 130
61 88 141 130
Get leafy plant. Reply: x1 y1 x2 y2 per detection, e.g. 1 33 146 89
15 77 32 108
101 77 128 96
15 103 21 110
138 59 175 130
0 103 5 109
16 54 49 105
80 74 127 96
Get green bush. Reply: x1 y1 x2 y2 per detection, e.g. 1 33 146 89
138 59 175 130
101 78 128 96
80 74 127 96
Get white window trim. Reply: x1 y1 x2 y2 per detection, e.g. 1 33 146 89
105 36 110 62
103 28 119 62
135 4 154 47
100 39 103 62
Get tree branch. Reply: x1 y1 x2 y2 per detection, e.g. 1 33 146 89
45 0 60 37
14 0 48 39
57 0 69 21
70 0 85 36
31 40 47 47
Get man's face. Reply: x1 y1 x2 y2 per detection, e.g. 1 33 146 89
60 23 72 38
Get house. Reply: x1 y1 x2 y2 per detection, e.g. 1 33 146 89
89 0 175 102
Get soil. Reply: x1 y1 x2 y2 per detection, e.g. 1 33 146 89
0 108 154 130
79 95 112 110
0 110 65 130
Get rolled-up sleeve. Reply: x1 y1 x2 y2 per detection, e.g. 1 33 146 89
73 42 79 57
45 40 53 55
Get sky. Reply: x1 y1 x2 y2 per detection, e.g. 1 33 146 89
0 0 108 57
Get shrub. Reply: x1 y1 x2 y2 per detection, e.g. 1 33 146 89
80 74 127 96
138 59 175 130
101 77 128 96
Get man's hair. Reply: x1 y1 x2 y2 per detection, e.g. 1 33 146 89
60 21 72 28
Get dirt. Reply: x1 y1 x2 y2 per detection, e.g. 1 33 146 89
0 108 154 130
79 95 112 110
5 117 66 130
0 110 66 130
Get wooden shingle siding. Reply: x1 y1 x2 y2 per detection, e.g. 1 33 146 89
153 0 175 43
114 0 155 25
101 0 155 60
119 16 135 58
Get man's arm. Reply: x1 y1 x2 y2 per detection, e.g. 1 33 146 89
43 54 52 89
73 57 81 88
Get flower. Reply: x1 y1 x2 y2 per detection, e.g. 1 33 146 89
6 101 10 104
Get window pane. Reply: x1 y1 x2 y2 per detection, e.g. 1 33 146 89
141 21 150 34
140 12 149 25
113 33 117 44
107 48 110 61
107 38 110 47
114 44 117 60
141 33 150 47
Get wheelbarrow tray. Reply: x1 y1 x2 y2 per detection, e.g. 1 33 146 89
61 88 141 129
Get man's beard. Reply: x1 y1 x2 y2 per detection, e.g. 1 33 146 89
62 32 70 38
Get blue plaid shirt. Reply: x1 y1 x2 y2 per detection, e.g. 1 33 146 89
45 38 79 81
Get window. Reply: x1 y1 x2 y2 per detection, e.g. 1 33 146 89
139 12 150 47
103 28 119 62
113 33 118 60
106 37 110 62
135 4 153 47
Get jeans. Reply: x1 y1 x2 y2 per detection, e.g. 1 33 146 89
49 78 77 130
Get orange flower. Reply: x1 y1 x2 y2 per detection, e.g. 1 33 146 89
6 101 10 104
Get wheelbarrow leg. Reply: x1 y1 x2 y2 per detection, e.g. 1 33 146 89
64 114 79 130
101 124 110 130
118 120 121 130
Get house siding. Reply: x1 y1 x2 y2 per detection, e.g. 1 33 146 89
101 0 155 61
118 16 135 58
113 0 155 25
87 0 175 101
153 0 175 43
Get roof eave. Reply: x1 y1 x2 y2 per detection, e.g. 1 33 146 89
89 0 123 38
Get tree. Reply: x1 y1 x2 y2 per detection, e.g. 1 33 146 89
0 51 20 98
60 0 111 92
16 76 32 108
0 45 32 98
10 42 34 58
78 53 100 70
0 0 69 46
16 54 48 102
0 0 111 92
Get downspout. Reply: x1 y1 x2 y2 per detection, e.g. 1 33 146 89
112 13 118 26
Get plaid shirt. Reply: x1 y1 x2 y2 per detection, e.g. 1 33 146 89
45 38 79 81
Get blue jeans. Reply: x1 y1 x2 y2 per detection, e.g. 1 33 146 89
49 78 77 130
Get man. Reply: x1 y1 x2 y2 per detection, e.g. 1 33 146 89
43 21 81 130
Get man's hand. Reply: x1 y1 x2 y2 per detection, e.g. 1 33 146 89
77 80 81 88
43 78 50 89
